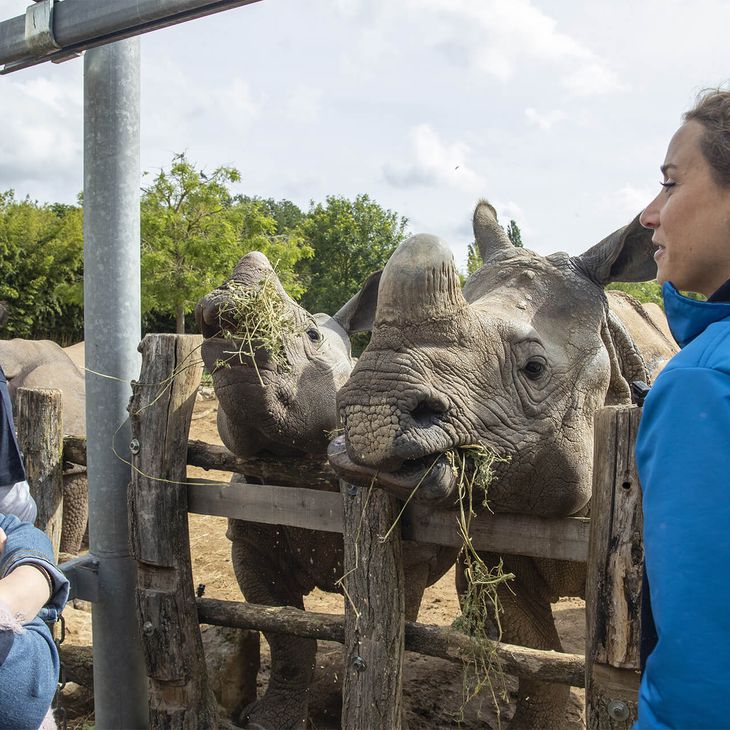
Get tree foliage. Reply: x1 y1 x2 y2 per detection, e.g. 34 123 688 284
298 194 408 315
0 191 84 342
237 196 306 234
505 219 523 248
141 154 311 333
466 241 483 276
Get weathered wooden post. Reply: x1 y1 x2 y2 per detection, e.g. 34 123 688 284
585 404 644 728
16 387 64 560
129 334 219 727
340 480 405 729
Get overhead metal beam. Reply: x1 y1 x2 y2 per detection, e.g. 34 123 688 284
0 0 263 73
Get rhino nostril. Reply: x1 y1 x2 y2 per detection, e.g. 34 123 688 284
409 396 448 427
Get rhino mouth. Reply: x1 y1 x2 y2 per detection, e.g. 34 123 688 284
201 337 280 375
327 435 458 505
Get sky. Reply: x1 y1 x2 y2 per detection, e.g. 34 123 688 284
0 0 728 269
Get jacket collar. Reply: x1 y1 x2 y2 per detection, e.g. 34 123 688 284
663 282 730 348
708 278 730 303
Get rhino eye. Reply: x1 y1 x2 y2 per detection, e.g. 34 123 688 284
523 358 546 380
306 327 322 343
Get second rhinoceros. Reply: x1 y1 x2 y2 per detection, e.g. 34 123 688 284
330 202 676 729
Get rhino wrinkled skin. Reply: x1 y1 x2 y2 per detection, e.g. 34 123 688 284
331 201 676 729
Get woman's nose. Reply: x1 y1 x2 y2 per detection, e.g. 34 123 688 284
639 197 660 229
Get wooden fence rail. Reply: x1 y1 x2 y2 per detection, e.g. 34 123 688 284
66 436 592 563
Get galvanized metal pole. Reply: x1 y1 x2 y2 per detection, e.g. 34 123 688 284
84 38 148 729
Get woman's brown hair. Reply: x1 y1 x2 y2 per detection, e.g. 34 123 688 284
684 88 730 187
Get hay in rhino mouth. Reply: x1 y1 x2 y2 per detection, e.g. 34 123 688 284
209 275 302 386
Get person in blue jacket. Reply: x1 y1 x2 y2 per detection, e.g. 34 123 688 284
0 512 69 729
635 87 730 729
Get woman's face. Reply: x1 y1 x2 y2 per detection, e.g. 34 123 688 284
640 120 730 296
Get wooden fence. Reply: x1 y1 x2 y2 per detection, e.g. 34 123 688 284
37 333 643 728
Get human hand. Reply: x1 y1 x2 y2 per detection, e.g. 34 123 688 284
0 527 5 556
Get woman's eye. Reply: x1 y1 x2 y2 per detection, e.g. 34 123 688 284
523 359 546 380
660 181 676 190
306 328 321 342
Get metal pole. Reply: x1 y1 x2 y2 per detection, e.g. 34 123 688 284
84 38 148 729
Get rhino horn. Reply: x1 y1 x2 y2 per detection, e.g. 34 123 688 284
195 251 294 336
230 252 292 299
375 234 468 325
473 199 512 261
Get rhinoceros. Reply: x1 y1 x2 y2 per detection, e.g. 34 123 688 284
195 252 458 729
0 338 88 554
329 202 676 729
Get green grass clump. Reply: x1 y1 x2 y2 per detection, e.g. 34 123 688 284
214 274 301 386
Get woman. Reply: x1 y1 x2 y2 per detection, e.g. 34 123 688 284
0 514 69 729
636 88 730 728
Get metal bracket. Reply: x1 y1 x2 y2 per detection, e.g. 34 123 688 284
25 0 61 56
59 554 100 603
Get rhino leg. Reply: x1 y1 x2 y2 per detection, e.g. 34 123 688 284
229 520 314 730
59 470 88 555
457 552 569 730
402 541 459 621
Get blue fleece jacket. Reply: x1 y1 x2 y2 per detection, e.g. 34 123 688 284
634 283 730 729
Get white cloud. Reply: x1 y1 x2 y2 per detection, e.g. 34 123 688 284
525 107 568 130
564 62 625 96
494 199 534 239
601 184 656 219
406 0 622 95
0 73 82 194
142 62 261 161
286 85 323 123
383 124 487 194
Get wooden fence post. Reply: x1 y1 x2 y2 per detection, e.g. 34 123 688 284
16 387 63 560
340 480 405 729
128 334 219 728
585 405 644 728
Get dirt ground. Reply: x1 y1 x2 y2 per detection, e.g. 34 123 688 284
61 394 586 729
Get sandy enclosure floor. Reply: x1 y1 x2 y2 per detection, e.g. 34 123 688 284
61 395 587 729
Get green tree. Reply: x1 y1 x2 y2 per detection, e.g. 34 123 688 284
230 197 312 300
466 241 483 276
505 219 523 248
299 194 408 315
236 196 305 234
0 191 84 342
141 154 311 333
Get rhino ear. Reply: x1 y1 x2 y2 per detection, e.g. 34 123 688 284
333 270 382 334
473 199 512 261
573 214 657 286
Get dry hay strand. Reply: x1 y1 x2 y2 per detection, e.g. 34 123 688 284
449 445 514 727
374 444 514 725
213 274 301 387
